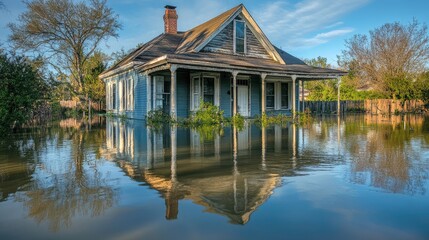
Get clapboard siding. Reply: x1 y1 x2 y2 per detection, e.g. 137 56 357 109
246 27 271 59
176 71 190 118
134 73 147 119
202 18 271 59
203 22 234 54
250 76 261 117
220 72 232 117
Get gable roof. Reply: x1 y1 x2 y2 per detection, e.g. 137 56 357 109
100 4 345 79
175 5 241 54
176 4 285 64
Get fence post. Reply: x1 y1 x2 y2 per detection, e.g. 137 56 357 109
337 77 341 114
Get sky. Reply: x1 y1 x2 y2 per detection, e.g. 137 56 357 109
0 0 429 66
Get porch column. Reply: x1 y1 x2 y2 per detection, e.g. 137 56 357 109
261 73 267 114
146 127 153 169
170 65 178 119
115 78 119 114
301 80 305 112
261 126 266 170
296 79 300 112
147 74 152 114
232 71 238 116
337 76 341 115
170 126 177 182
292 75 297 118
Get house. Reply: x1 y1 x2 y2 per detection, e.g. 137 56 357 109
99 4 345 119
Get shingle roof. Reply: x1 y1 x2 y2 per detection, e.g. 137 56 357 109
175 5 242 53
274 46 306 65
145 52 345 76
101 4 345 77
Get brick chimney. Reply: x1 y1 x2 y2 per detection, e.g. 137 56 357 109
163 5 178 34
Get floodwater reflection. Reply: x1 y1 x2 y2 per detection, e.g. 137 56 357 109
0 118 118 231
1 115 429 238
104 115 429 223
343 115 429 194
105 120 301 224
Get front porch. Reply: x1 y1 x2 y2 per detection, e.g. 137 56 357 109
144 64 318 119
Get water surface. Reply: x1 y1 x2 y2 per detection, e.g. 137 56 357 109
1 115 429 239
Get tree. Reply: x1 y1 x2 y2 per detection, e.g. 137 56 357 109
83 51 108 107
341 20 429 100
8 0 120 98
0 50 50 130
303 57 338 101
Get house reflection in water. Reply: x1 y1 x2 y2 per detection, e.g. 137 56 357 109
105 119 299 224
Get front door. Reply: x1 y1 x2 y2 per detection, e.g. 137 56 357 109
237 85 249 117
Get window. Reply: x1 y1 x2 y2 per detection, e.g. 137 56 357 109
203 77 214 104
281 83 288 109
127 78 134 110
266 82 275 109
120 80 125 111
266 82 290 109
155 78 163 109
191 73 219 110
234 20 245 54
112 83 116 110
193 77 200 109
154 76 170 112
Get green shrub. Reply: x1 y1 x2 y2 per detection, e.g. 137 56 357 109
191 102 225 126
146 109 173 127
0 51 50 131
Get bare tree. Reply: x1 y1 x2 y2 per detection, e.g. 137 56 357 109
8 0 121 97
341 20 429 99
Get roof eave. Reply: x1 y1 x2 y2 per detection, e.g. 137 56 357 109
99 61 142 79
137 55 346 79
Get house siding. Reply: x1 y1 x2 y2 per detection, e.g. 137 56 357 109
220 72 232 117
246 27 271 59
202 22 234 54
176 71 190 118
250 76 261 117
134 73 147 119
202 18 271 59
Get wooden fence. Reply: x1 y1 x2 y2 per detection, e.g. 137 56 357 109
302 99 426 114
60 100 104 112
364 99 425 114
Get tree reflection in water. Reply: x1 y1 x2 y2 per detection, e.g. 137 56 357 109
1 118 117 231
345 115 429 195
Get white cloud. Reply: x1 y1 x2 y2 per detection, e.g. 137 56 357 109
252 0 369 49
294 28 354 47
324 21 344 29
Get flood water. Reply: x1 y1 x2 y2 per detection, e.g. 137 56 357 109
1 115 429 240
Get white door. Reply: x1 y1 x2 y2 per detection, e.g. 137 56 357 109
237 85 249 117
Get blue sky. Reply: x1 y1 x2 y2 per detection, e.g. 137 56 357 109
1 0 428 66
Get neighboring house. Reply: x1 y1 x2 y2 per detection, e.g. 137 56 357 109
99 4 345 119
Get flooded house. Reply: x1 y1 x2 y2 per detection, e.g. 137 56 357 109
99 4 345 119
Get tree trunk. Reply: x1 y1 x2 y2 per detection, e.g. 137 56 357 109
88 97 91 121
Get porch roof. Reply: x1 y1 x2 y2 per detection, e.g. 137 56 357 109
138 52 346 79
